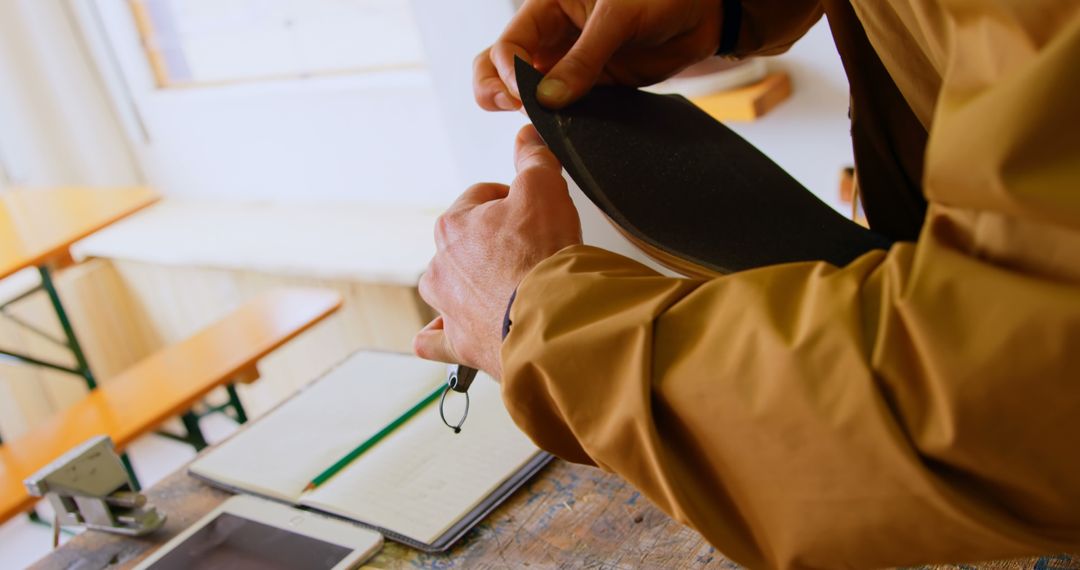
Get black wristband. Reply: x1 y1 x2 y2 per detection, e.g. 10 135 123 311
717 0 743 56
501 289 517 340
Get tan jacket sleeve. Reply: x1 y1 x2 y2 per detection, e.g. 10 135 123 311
499 4 1080 569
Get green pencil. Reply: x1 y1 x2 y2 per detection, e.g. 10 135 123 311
304 383 445 491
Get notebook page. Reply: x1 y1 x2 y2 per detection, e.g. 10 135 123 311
301 376 538 545
189 352 446 501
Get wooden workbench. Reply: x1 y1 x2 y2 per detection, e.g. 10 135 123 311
28 459 1078 569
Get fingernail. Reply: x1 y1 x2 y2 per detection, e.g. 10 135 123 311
494 91 518 110
537 78 570 106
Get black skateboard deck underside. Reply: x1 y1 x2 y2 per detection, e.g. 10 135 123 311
515 57 892 274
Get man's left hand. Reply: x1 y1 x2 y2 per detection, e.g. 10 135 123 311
414 125 582 379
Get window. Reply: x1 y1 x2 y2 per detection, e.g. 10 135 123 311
130 0 426 87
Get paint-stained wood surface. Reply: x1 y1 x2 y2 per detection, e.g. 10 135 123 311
30 458 1078 569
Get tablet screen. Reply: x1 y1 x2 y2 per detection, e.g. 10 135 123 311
146 512 351 570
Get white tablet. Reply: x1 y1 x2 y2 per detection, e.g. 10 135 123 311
135 495 383 570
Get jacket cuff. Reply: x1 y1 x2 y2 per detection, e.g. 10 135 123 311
498 245 609 466
499 244 676 467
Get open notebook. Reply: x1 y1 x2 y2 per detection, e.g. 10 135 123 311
189 351 549 552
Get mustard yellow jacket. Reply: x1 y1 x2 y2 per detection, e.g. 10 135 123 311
500 1 1080 568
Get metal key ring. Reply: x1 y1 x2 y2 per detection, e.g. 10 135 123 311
439 383 470 433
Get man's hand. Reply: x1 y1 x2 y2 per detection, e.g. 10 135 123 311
414 126 582 379
474 0 724 111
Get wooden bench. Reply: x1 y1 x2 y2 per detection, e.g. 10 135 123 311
0 288 342 524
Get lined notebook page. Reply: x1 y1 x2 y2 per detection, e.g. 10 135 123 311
301 377 539 545
189 352 446 501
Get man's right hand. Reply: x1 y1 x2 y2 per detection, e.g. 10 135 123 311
474 0 725 112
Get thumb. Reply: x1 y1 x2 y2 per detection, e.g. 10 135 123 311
413 316 458 364
511 126 568 203
538 4 632 108
513 126 561 174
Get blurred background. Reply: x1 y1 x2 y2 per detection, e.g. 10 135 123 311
0 1 854 565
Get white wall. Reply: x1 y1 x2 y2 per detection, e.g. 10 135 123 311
68 0 463 207
0 0 141 188
118 72 462 206
412 0 527 189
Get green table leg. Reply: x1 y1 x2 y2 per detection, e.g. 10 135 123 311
37 265 96 390
180 411 209 451
226 384 248 424
119 452 142 492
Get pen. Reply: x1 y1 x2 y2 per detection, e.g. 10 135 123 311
303 383 445 491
